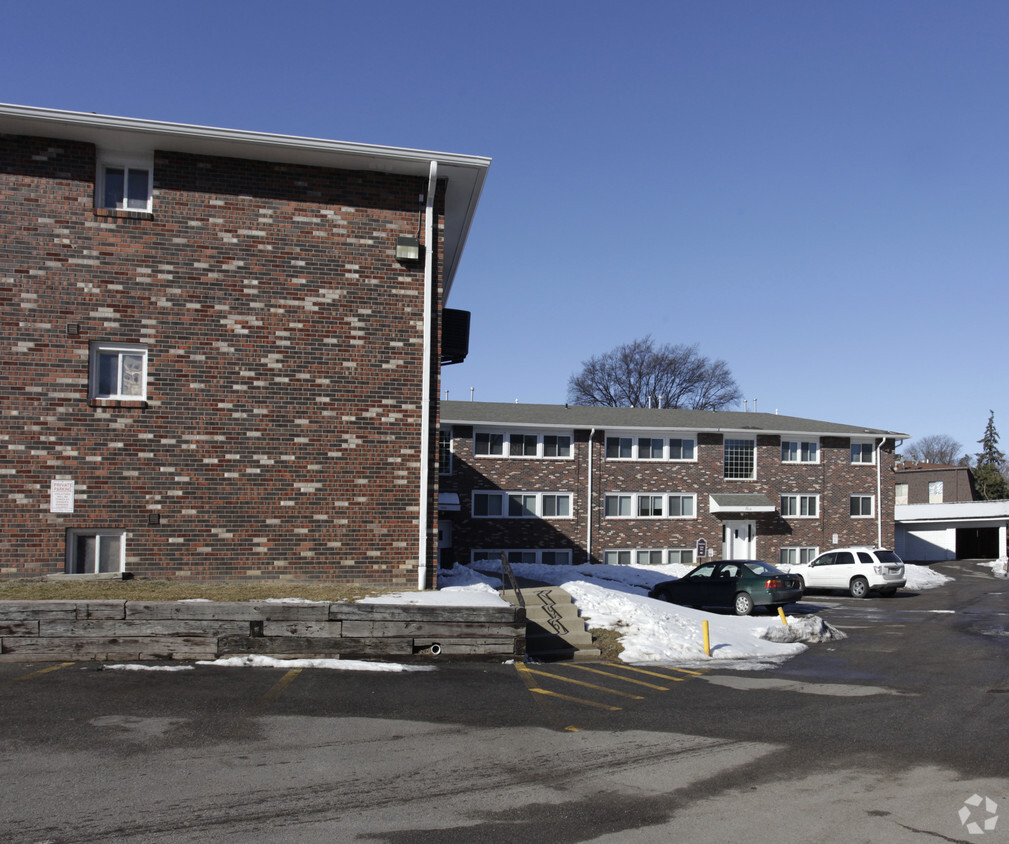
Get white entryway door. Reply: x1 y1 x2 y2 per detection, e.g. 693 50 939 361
722 520 756 559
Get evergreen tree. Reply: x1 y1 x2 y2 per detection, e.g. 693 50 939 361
973 412 1009 500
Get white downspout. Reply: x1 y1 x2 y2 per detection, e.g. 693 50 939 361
876 436 887 548
586 428 596 563
417 160 438 590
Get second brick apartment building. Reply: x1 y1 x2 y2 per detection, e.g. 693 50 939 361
439 401 908 569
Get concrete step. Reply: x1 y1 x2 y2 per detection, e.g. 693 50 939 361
500 586 600 662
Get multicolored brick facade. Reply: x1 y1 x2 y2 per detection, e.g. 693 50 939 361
440 402 906 568
0 106 489 587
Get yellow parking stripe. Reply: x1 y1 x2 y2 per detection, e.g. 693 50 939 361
529 687 622 711
261 668 302 703
614 664 709 681
559 663 671 691
13 662 74 681
518 666 644 700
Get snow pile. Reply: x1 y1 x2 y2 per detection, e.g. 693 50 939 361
760 615 847 644
197 655 436 672
899 564 951 590
441 559 853 668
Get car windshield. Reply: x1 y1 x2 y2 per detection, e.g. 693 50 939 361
875 550 903 563
742 561 778 576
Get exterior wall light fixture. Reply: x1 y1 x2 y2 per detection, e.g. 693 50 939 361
396 235 421 262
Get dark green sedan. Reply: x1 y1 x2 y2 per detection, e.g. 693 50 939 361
647 560 803 615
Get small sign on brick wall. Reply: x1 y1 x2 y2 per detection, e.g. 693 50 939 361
50 480 75 514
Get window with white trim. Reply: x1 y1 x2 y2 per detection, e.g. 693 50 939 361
473 549 572 565
929 481 944 503
472 491 572 518
605 435 696 461
604 548 695 566
66 529 125 574
780 494 819 518
780 547 818 566
90 343 148 400
98 153 152 212
604 492 696 519
473 429 572 458
850 495 874 517
439 429 452 475
851 440 875 464
724 438 755 479
895 483 908 506
781 439 819 463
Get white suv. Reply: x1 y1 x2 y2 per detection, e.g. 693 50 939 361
787 547 906 598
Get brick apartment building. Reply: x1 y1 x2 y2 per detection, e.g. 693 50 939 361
0 104 490 588
439 401 908 569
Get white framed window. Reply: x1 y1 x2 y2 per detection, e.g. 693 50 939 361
780 547 818 567
472 491 572 519
781 439 819 463
928 481 944 503
473 549 572 565
473 429 572 459
604 492 696 519
66 529 125 574
98 153 152 212
724 438 755 479
90 343 148 400
604 548 695 566
668 548 695 565
851 440 875 464
895 483 908 506
605 434 696 461
667 494 695 517
850 495 874 517
541 494 571 517
780 494 819 518
439 428 453 475
543 435 571 457
474 432 504 456
509 433 538 456
605 494 633 517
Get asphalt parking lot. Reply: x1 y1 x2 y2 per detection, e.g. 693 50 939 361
3 560 1008 843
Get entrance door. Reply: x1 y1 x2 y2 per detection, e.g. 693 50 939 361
437 521 452 567
722 520 756 560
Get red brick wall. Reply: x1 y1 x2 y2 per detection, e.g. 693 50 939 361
1 132 444 585
442 426 896 566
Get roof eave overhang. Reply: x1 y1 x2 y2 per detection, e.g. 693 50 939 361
0 103 490 296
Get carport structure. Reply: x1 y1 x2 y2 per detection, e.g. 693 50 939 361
896 500 1009 566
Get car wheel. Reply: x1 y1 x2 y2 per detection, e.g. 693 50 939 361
654 591 671 602
849 576 870 599
733 592 754 616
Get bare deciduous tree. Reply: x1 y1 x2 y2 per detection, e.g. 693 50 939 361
901 434 965 465
567 336 742 411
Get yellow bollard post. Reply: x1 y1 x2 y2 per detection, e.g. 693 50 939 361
778 607 788 625
702 619 711 656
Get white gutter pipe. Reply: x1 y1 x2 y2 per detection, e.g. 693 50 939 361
586 428 596 562
876 436 887 548
417 160 438 590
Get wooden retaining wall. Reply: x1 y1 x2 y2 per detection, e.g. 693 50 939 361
0 600 526 663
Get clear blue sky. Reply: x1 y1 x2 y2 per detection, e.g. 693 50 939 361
6 1 1008 460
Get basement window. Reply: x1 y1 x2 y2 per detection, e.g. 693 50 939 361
66 530 125 574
